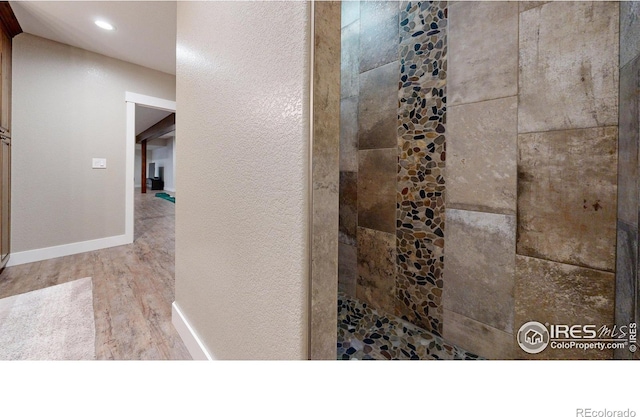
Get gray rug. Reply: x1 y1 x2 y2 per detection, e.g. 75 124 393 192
0 277 96 360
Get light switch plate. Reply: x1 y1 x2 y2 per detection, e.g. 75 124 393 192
92 158 107 169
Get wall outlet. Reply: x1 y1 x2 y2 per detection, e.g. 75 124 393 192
92 158 107 169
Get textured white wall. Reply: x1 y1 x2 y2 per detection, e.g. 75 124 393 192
12 34 175 252
175 1 310 359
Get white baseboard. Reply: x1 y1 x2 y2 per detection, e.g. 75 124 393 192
172 302 213 360
164 187 176 193
6 234 132 267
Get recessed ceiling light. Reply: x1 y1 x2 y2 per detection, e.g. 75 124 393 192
94 20 115 31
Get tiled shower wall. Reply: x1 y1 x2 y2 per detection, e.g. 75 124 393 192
338 0 448 337
445 1 619 359
616 1 640 360
338 0 622 360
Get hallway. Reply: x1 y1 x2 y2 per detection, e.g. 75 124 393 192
0 191 190 360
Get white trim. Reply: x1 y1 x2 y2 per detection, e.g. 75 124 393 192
164 187 176 193
171 136 177 193
125 92 176 112
6 235 130 267
125 92 176 244
172 302 213 360
125 101 136 244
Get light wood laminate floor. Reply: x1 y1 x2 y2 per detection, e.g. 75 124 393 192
0 190 191 360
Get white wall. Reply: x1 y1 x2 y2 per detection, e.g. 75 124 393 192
174 1 310 359
150 137 175 192
12 34 175 253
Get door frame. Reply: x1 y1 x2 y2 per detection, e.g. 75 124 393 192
124 92 176 243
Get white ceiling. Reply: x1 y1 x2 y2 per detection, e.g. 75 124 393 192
9 0 177 75
135 105 173 135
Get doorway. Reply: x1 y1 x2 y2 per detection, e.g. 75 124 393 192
125 92 176 243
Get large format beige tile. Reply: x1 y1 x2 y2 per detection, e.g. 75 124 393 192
359 1 399 73
518 1 619 133
514 255 615 360
443 209 516 333
356 226 396 314
341 20 359 100
449 1 518 105
310 0 341 360
617 55 639 226
615 222 637 337
517 127 618 272
447 97 517 214
357 148 396 234
339 171 357 245
338 242 357 298
340 96 358 173
620 1 640 68
341 0 359 29
443 309 515 360
519 1 549 13
358 61 399 150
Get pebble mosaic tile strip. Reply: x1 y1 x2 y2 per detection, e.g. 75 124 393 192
337 292 480 360
396 0 448 336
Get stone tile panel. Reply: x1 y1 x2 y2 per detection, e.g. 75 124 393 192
357 227 396 314
339 171 357 245
514 255 615 360
448 1 518 105
358 61 400 150
443 209 515 333
443 308 515 360
519 1 619 133
359 1 400 73
447 97 517 214
517 127 618 272
617 54 640 226
358 148 396 234
338 242 357 298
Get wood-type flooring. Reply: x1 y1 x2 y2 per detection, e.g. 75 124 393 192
0 191 191 360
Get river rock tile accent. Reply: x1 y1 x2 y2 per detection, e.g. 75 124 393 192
517 127 618 272
396 267 443 336
448 1 518 105
337 292 481 360
396 0 447 337
398 1 447 140
518 1 619 133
